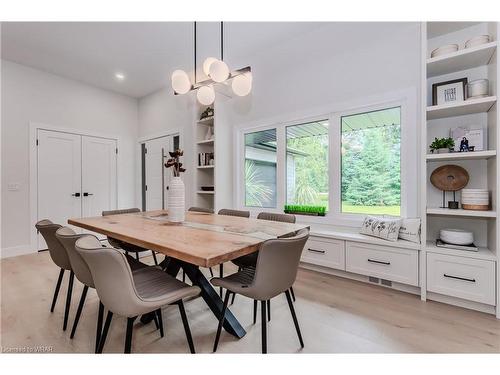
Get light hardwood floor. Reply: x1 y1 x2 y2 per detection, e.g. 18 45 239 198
1 251 499 353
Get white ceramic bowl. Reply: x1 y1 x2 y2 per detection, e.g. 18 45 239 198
431 44 459 58
440 229 474 245
465 35 490 49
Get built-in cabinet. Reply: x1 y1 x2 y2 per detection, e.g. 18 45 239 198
300 22 499 319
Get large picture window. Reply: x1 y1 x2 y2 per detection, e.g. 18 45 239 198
341 106 401 216
244 129 277 208
286 120 329 210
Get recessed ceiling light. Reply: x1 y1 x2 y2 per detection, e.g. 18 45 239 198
115 72 125 81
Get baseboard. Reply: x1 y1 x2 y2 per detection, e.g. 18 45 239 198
426 292 496 316
1 245 37 259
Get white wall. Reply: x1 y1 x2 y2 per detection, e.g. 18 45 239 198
1 60 139 252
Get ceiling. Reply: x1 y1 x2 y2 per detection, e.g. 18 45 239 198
1 22 325 98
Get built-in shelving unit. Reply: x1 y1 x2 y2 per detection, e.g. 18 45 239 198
426 150 496 161
421 22 499 318
426 207 497 218
427 41 497 77
194 108 215 210
426 95 496 120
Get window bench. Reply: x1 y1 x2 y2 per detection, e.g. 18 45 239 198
300 226 421 288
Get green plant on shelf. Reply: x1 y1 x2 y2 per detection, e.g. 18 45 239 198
429 137 454 152
284 205 326 216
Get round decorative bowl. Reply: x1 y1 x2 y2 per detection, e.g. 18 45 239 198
440 229 474 245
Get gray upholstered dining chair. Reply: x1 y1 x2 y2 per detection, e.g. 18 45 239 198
35 219 74 331
230 212 298 320
188 206 214 214
56 227 152 351
211 228 309 353
102 208 159 265
216 209 251 295
75 235 200 353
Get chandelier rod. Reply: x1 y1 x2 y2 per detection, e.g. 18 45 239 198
194 21 197 84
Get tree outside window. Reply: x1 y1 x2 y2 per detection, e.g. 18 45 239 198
341 107 401 216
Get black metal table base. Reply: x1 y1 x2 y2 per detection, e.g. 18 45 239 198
140 257 246 339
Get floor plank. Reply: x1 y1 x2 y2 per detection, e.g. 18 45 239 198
1 252 499 353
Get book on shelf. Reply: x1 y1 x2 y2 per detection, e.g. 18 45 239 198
435 239 478 252
198 152 214 166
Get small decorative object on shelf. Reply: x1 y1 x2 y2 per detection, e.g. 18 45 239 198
200 106 214 120
430 44 459 58
432 78 467 106
429 137 455 153
466 79 489 100
164 149 186 222
205 126 214 141
465 35 490 49
461 189 490 211
430 164 469 209
450 127 485 152
284 205 326 216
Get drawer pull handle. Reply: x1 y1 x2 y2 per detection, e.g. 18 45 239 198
443 274 476 283
367 258 390 265
308 248 326 254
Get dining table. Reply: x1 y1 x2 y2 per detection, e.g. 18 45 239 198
68 209 309 338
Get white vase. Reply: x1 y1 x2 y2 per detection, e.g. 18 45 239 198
168 176 185 222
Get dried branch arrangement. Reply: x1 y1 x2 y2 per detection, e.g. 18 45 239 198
164 149 186 177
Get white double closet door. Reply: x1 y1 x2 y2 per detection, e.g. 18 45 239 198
37 129 117 249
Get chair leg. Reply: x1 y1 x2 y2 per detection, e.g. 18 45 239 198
213 290 231 352
253 300 257 324
267 300 271 322
230 293 236 305
290 286 296 302
182 270 186 283
70 285 88 339
95 301 104 353
209 267 214 277
97 311 113 353
124 316 137 353
135 252 140 261
156 309 164 338
177 300 195 354
285 290 304 348
50 268 65 312
219 264 223 297
261 300 267 354
152 251 158 265
63 271 75 331
153 313 159 330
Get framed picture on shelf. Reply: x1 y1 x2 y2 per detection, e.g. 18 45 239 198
432 78 467 106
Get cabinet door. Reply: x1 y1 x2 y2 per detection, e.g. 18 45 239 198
81 136 117 219
144 136 173 210
37 129 82 248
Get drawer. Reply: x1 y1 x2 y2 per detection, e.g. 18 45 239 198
301 238 345 270
427 252 495 305
346 242 419 286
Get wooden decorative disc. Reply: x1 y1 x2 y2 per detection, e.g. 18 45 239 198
430 165 469 191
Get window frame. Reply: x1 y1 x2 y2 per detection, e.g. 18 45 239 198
235 90 414 226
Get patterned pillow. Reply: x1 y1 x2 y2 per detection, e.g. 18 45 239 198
360 216 402 242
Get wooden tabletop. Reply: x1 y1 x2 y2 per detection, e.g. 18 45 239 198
68 210 308 268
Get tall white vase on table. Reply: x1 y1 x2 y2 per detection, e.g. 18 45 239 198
168 176 185 222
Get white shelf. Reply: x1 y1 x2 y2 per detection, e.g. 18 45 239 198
197 116 214 126
426 150 496 161
427 42 497 77
197 190 214 195
427 96 497 120
426 241 496 261
197 165 214 169
196 139 214 145
426 207 496 218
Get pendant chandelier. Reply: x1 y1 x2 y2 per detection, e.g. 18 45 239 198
171 22 252 105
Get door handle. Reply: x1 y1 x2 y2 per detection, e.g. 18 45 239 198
72 192 81 197
307 248 326 254
83 192 93 197
443 274 476 283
